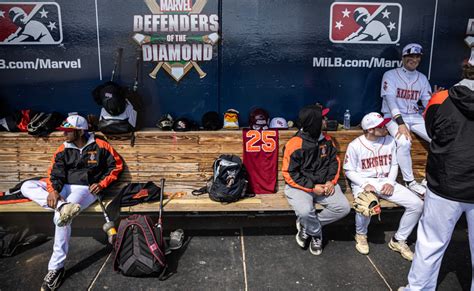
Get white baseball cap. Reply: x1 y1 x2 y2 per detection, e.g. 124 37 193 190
361 112 391 130
58 114 88 131
269 117 289 129
402 43 423 56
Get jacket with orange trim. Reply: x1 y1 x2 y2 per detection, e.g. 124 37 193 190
424 79 474 203
282 131 340 192
46 133 123 193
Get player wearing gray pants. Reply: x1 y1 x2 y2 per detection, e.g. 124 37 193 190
285 184 350 237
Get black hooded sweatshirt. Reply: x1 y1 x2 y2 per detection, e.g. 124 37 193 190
425 80 474 203
282 105 340 192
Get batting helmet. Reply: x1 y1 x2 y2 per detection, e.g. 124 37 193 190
9 7 26 23
354 7 369 23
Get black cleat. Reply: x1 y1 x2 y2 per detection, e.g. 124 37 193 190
295 221 309 248
40 268 65 291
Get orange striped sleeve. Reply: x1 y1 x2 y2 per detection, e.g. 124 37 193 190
96 139 123 189
46 144 65 193
282 137 313 192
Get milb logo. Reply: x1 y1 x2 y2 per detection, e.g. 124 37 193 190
0 2 63 45
329 2 402 44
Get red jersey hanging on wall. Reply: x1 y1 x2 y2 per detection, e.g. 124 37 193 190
242 129 279 194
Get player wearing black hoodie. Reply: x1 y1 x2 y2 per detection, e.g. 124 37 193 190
282 104 350 256
401 62 474 290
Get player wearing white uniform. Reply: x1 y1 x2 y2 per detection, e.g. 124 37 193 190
344 112 423 261
381 43 432 197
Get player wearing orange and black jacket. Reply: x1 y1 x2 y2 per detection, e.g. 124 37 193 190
282 131 340 192
423 78 474 203
282 104 350 256
46 133 123 194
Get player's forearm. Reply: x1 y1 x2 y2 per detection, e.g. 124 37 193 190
345 170 367 187
383 95 401 118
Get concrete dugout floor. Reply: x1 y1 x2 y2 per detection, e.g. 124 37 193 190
0 213 471 291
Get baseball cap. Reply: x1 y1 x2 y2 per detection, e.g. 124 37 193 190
361 112 391 130
58 114 88 131
402 43 423 56
269 117 289 129
249 108 269 130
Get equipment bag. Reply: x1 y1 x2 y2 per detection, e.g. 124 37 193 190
192 154 248 203
113 179 167 277
27 112 64 137
113 214 167 277
106 181 161 221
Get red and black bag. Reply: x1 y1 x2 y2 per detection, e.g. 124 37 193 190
113 179 167 277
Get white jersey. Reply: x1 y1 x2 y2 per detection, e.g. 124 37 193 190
343 135 398 194
380 67 432 116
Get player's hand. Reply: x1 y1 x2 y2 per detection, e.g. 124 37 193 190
313 184 326 196
324 181 335 196
363 184 377 193
433 85 445 94
380 183 394 196
396 124 412 141
89 183 103 195
47 190 61 209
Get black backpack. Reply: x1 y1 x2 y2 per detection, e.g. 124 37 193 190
113 179 167 277
193 154 248 203
113 214 167 277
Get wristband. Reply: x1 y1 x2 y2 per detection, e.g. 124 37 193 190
394 115 405 125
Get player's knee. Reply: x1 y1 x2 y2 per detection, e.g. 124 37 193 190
407 198 424 213
20 180 37 198
396 137 412 151
297 205 314 220
335 200 351 218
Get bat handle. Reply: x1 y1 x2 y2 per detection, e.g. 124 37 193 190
149 62 163 79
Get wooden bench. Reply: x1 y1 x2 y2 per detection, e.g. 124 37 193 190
0 129 429 213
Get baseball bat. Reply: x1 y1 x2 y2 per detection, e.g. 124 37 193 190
96 194 117 244
149 62 163 79
191 61 206 78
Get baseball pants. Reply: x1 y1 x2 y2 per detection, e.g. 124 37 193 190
21 180 97 270
285 184 351 237
386 114 431 182
402 188 474 291
353 180 423 241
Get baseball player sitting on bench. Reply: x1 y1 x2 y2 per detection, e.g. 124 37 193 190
282 104 350 256
344 112 423 261
380 43 438 197
21 114 123 291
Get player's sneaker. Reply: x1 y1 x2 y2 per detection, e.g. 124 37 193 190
309 236 323 256
57 203 81 227
355 234 369 255
388 238 414 261
406 180 426 197
295 221 309 248
40 267 65 291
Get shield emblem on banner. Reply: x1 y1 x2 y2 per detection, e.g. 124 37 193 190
137 0 218 82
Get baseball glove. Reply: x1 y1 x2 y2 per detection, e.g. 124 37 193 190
353 191 381 217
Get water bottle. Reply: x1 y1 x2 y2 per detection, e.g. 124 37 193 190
343 109 351 130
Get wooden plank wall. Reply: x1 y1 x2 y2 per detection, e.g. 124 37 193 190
0 130 429 212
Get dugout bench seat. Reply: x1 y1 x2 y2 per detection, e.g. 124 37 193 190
0 129 429 213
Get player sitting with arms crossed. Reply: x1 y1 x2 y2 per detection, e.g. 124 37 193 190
380 43 441 197
282 104 350 256
21 114 123 291
344 112 423 261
